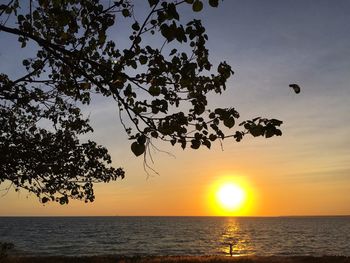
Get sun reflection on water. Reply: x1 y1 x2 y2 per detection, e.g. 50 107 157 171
218 218 255 256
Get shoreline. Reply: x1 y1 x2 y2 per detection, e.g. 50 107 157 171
2 255 350 263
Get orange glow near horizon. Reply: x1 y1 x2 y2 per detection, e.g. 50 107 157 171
208 174 256 216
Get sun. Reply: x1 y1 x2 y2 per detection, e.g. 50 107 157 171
216 183 246 211
207 175 254 216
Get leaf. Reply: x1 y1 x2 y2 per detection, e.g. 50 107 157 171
250 125 264 137
17 14 24 22
122 9 130 17
191 139 201 149
209 0 219 7
270 119 283 126
137 134 146 144
132 22 140 31
160 23 175 42
134 36 141 45
167 3 180 20
223 117 235 128
265 128 275 138
181 140 187 149
149 86 161 96
131 142 145 157
148 0 159 7
209 134 217 141
151 131 158 138
139 55 148 65
22 59 30 66
289 83 301 94
59 196 68 205
169 48 177 56
275 129 282 136
192 0 203 12
233 131 243 142
265 124 281 138
202 140 211 149
130 60 137 69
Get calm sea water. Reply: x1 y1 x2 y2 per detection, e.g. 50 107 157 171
0 217 349 257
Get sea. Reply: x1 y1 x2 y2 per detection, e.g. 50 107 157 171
0 216 349 257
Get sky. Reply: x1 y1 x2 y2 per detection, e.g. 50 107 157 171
0 0 349 216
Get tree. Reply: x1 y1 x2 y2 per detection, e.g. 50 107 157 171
0 0 283 204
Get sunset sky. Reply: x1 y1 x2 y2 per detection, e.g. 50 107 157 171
0 0 349 216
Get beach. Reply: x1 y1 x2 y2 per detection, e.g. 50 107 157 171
2 256 350 263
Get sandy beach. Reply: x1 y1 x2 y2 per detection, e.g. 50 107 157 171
2 256 350 263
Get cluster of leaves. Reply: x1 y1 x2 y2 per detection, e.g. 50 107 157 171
0 0 282 204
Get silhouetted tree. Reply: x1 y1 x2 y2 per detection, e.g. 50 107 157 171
0 0 283 204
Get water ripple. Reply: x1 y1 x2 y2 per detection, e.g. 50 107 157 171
0 216 349 256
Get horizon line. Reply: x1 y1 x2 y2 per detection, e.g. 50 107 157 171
1 214 349 217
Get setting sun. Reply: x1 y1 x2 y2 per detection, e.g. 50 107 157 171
207 175 254 216
217 183 245 211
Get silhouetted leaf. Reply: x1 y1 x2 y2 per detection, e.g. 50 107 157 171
137 134 146 144
209 0 219 7
132 22 140 31
151 131 158 138
148 0 159 7
250 125 264 137
265 128 275 138
167 3 180 20
131 142 145 156
139 55 148 65
169 48 177 56
209 134 217 141
234 131 243 142
202 139 211 149
191 139 201 149
192 0 203 12
122 9 130 17
223 117 235 128
149 86 161 96
289 83 301 94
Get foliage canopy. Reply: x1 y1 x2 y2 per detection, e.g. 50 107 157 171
0 0 283 204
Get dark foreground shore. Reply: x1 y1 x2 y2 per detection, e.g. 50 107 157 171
2 256 350 263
